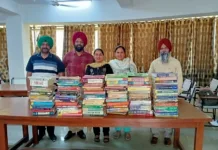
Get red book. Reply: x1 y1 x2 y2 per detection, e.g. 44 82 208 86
58 87 80 91
107 102 129 107
31 108 55 112
55 102 78 106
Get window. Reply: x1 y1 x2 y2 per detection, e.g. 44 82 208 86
31 26 64 59
56 29 64 59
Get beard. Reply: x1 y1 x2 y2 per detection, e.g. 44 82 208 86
41 48 50 54
160 52 169 63
74 44 84 52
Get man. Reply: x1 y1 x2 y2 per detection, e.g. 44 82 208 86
26 35 65 142
148 38 183 146
63 31 94 141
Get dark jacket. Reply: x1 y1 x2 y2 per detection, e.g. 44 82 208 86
85 64 113 75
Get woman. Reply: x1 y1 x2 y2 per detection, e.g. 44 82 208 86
109 45 137 141
85 48 113 143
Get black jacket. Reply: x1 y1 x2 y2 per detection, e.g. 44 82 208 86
85 64 113 75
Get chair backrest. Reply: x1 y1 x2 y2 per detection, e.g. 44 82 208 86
190 81 196 97
210 78 218 92
182 79 192 92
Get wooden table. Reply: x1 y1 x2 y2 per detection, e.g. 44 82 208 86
0 84 28 97
0 97 211 150
0 85 29 150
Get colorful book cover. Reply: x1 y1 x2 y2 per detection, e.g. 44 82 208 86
88 79 104 84
58 113 83 117
128 86 151 91
83 75 105 79
107 80 128 85
32 111 56 116
107 113 127 115
83 108 104 112
58 86 80 91
55 102 78 106
58 76 81 80
127 73 149 77
128 77 149 82
84 91 105 94
106 74 128 79
107 108 129 113
107 102 129 106
83 83 104 87
154 102 178 106
83 105 104 109
31 108 56 112
106 98 128 102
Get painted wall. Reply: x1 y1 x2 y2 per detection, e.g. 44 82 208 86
6 15 31 81
0 0 20 15
20 0 218 24
3 0 218 81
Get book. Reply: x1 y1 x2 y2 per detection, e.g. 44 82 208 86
88 79 104 84
83 75 105 79
32 111 56 116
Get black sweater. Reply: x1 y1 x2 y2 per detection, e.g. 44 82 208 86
85 64 113 75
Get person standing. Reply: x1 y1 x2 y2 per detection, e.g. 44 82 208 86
86 48 113 143
26 35 65 142
63 31 94 141
148 38 183 145
109 45 137 141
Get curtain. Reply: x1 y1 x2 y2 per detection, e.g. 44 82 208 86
192 18 214 86
63 25 95 57
98 24 120 61
118 23 131 58
168 19 193 78
98 24 131 62
155 20 169 40
214 18 218 79
132 22 159 72
37 26 56 54
0 28 9 82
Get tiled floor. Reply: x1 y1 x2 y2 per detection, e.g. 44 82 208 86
6 99 218 150
7 125 218 150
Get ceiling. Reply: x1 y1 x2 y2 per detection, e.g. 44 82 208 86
13 0 102 4
13 0 53 4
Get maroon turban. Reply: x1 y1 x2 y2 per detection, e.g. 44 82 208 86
72 32 88 46
157 38 172 52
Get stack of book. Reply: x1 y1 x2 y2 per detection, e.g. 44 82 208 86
152 73 179 117
105 74 129 115
128 73 153 116
82 75 106 116
29 77 56 116
55 76 82 117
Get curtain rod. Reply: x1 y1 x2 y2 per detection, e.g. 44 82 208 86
29 15 218 29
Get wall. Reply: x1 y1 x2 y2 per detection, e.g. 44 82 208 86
20 0 218 24
3 0 218 81
0 0 20 15
6 15 31 81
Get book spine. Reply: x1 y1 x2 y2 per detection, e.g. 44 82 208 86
106 78 128 81
128 78 149 82
106 99 128 102
154 103 178 106
88 79 103 84
83 105 104 108
55 102 78 106
32 111 56 116
83 108 103 111
83 111 104 115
